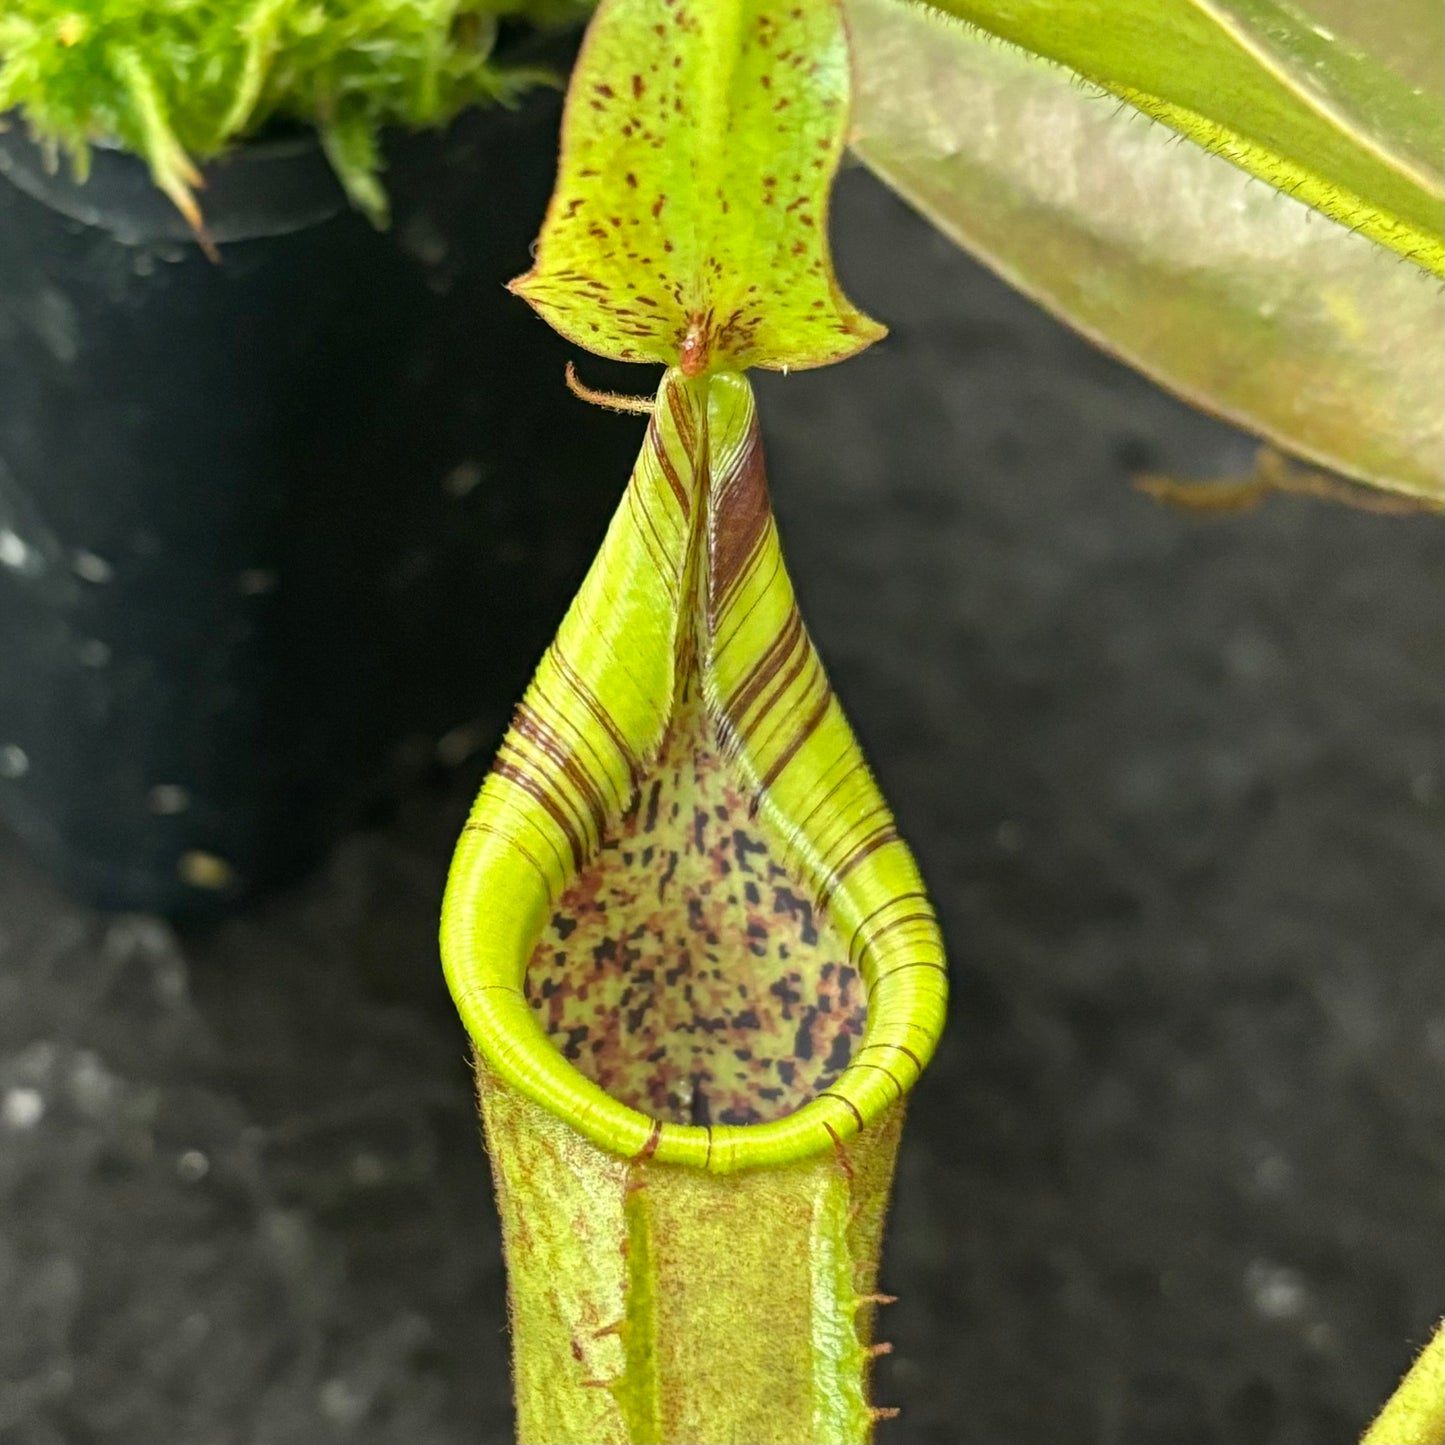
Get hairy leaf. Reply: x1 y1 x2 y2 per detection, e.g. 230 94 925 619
1362 1322 1445 1445
509 0 886 373
848 0 1445 503
914 0 1443 274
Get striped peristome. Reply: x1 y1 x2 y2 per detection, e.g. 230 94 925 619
441 367 946 1174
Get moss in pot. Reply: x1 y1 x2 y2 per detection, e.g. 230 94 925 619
0 0 587 231
0 0 639 916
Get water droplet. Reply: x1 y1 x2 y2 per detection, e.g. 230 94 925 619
178 851 237 890
436 722 488 767
147 784 192 815
319 1378 367 1427
67 1050 119 1117
443 461 485 499
71 549 114 584
176 1149 210 1183
1245 1260 1308 1320
0 529 31 570
2 1086 46 1129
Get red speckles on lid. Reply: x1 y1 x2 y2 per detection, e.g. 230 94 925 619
508 0 885 373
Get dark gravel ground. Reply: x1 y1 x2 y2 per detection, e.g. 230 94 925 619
3 163 1443 1445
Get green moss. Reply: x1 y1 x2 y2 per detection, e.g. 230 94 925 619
0 0 587 228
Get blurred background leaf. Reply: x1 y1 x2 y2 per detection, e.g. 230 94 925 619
847 0 1445 503
905 0 1442 272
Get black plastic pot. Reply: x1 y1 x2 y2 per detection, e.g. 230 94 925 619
0 97 638 914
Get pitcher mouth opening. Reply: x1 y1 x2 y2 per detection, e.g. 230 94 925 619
525 702 867 1129
441 367 945 1174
